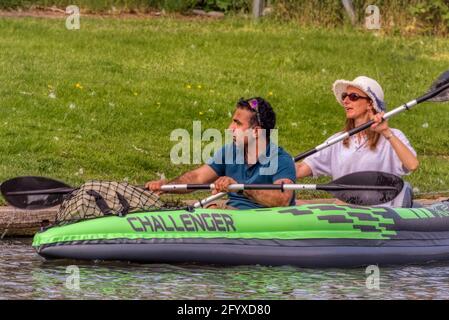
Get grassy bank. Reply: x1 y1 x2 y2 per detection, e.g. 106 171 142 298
0 16 448 203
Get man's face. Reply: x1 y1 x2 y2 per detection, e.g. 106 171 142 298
228 108 256 147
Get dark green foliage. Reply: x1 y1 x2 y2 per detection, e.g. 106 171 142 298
0 0 251 12
409 0 449 34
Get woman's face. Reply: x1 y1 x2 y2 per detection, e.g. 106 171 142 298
342 86 374 119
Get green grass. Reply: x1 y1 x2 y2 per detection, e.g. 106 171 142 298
0 16 448 204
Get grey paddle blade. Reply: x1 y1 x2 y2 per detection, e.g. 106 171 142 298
330 171 404 206
428 70 449 102
1 176 71 210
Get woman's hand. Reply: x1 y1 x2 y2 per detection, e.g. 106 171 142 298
370 111 391 136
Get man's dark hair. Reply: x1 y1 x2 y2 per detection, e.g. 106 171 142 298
236 97 276 140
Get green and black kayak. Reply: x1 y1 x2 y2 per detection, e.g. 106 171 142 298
33 202 449 267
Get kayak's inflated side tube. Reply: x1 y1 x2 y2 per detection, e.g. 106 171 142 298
33 203 449 267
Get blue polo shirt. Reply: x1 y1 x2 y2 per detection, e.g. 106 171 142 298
206 143 296 209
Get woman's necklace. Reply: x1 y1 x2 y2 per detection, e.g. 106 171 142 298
354 133 369 151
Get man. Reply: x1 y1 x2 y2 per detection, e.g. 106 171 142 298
146 97 296 209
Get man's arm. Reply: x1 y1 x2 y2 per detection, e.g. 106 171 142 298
146 165 219 194
296 162 312 179
243 178 294 207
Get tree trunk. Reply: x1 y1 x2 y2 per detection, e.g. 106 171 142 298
341 0 356 25
252 0 264 20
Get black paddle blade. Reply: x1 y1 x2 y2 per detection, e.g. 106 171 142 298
1 176 71 210
330 171 404 206
428 70 449 102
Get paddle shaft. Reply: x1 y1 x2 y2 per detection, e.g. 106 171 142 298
6 185 145 196
5 183 397 196
162 184 397 191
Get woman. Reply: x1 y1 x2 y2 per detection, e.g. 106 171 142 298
296 76 419 207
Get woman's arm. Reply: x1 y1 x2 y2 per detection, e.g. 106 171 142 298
382 129 419 171
371 112 419 172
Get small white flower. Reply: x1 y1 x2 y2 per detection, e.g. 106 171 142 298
193 101 198 106
53 136 59 141
291 122 298 127
69 103 76 110
422 122 429 128
228 111 232 118
157 172 166 180
322 129 327 136
48 92 56 99
132 145 148 154
413 187 420 194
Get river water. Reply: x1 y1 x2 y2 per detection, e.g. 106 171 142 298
1 238 449 300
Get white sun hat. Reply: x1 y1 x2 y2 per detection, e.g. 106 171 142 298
332 76 386 113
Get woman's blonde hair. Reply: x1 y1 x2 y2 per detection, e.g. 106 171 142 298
342 102 380 150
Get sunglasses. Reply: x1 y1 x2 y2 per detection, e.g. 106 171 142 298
341 92 371 102
238 98 262 126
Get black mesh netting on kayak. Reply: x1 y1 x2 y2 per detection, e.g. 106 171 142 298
56 181 172 225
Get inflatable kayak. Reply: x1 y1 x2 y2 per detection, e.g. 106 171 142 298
32 202 449 267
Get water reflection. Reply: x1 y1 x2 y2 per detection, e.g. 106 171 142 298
2 239 449 299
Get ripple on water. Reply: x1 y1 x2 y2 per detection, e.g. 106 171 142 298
2 239 449 299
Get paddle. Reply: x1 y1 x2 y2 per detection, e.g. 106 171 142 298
1 171 403 208
0 177 152 210
205 69 449 204
0 176 72 210
162 171 403 206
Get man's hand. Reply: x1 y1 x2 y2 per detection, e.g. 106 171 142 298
145 179 168 195
144 165 219 195
212 176 238 194
243 178 294 207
